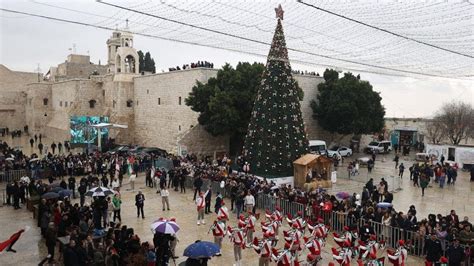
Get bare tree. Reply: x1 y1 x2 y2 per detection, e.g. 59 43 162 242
436 101 474 145
425 119 444 144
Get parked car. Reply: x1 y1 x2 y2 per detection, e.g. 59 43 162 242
309 140 327 155
327 146 352 158
365 140 392 154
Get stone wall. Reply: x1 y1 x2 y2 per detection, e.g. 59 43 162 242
0 91 27 130
55 62 108 81
133 68 218 153
178 124 229 156
25 83 53 134
293 75 326 141
0 65 40 130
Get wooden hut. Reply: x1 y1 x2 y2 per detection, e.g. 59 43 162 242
293 154 333 189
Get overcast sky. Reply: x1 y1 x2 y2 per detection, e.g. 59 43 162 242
1 0 472 118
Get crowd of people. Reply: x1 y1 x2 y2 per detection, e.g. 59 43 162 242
2 136 474 265
168 61 214 72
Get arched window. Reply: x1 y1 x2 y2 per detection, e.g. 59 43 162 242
116 54 122 73
124 55 136 73
43 98 48 106
89 99 96 108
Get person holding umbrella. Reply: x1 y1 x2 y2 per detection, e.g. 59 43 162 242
182 240 219 266
135 191 145 219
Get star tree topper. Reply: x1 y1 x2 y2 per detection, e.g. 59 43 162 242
275 4 284 20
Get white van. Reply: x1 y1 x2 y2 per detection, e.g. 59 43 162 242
309 140 327 155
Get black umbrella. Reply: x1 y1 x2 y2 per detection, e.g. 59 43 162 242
85 186 114 197
41 192 60 200
51 187 63 193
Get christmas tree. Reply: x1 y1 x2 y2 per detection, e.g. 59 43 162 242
243 5 309 177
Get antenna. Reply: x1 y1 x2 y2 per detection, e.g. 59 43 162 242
125 18 129 29
72 43 77 54
35 63 41 82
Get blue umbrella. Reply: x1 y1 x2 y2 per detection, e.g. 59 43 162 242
183 241 220 259
58 189 72 199
377 202 393 209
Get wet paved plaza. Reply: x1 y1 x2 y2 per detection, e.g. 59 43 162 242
0 136 472 265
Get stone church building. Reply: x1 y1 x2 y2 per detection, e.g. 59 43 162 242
0 30 326 156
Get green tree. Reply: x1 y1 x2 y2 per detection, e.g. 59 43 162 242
186 62 265 154
137 50 145 72
144 52 156 73
137 50 156 73
242 18 308 177
311 69 385 137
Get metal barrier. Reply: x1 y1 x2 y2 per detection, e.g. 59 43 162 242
0 169 29 183
255 193 306 219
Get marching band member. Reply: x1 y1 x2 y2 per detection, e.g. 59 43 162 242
252 231 274 266
304 236 323 262
283 223 303 262
210 216 226 256
228 222 246 266
333 226 354 248
246 211 257 247
272 242 297 266
360 252 385 266
307 218 329 241
358 234 383 261
304 251 320 266
286 211 306 231
387 240 408 266
217 201 229 221
195 189 210 225
331 240 353 266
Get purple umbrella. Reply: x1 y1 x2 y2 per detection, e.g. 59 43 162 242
150 220 180 234
336 191 350 199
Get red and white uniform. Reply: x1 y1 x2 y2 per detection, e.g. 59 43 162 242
358 239 381 260
252 237 273 259
195 191 208 211
212 220 226 237
333 229 354 248
217 205 229 221
286 214 306 230
228 226 245 248
304 237 324 256
307 222 329 240
272 247 298 266
284 227 303 252
387 246 407 266
246 213 257 233
332 247 352 266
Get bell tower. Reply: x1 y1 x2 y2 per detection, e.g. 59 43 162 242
106 20 139 76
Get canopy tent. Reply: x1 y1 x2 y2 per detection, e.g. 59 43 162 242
293 154 333 189
90 123 128 151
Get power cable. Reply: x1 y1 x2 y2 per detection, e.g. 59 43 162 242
297 0 474 59
95 0 462 78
